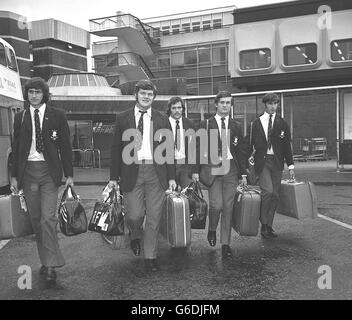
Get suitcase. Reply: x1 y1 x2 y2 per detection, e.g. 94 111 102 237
276 179 318 219
232 185 261 236
0 194 34 240
160 192 191 248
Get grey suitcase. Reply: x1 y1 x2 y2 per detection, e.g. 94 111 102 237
232 185 261 236
0 194 34 240
160 192 191 248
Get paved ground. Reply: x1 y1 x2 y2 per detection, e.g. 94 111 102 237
0 184 351 300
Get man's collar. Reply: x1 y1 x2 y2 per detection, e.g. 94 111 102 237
169 116 182 123
135 105 151 116
215 114 229 120
264 111 276 118
30 103 46 114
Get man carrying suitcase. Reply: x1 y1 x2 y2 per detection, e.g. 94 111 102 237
248 93 295 238
167 96 199 189
109 80 176 272
200 91 247 259
10 77 74 283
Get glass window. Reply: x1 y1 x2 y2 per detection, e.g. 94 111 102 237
184 50 197 65
212 46 227 65
162 26 170 36
157 53 170 69
5 47 18 72
88 74 97 86
198 47 211 65
240 48 271 70
64 74 71 86
202 20 211 31
0 107 10 135
172 24 180 35
171 51 184 67
56 75 65 87
79 74 88 86
192 22 200 32
182 23 190 33
213 19 222 29
331 39 352 62
71 74 79 86
0 43 6 66
284 43 317 66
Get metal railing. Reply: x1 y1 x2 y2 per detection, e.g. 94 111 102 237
89 13 160 47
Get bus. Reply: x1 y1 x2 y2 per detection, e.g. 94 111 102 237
0 37 24 191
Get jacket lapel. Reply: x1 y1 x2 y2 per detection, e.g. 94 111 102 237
257 116 267 141
42 105 53 136
127 108 136 129
22 107 32 134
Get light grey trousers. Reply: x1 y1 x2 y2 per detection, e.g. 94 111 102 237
123 164 166 259
22 161 65 268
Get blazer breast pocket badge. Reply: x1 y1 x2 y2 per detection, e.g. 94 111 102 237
50 129 59 142
232 136 239 147
279 130 285 139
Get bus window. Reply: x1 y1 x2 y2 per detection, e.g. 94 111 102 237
5 46 18 72
0 107 10 135
0 43 6 66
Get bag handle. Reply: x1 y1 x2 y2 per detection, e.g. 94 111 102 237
60 185 78 204
249 121 256 159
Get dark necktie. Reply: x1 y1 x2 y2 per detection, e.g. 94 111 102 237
175 120 181 151
221 117 228 159
137 110 147 136
34 109 44 153
268 114 273 150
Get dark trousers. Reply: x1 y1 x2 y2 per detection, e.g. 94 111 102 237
208 161 239 245
123 164 166 259
258 155 283 227
22 161 65 268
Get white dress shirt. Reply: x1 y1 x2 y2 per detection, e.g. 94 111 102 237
28 104 46 161
134 105 153 161
169 116 186 161
214 114 233 160
260 112 294 170
260 112 276 155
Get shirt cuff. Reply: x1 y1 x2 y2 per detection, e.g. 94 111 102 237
288 165 294 170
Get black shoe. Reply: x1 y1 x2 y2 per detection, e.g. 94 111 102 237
45 267 57 283
130 239 141 256
144 259 158 272
260 224 270 239
39 265 48 276
221 245 233 259
207 231 216 247
267 226 278 238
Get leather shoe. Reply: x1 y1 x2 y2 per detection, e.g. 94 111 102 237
39 265 48 276
260 224 270 239
267 225 278 238
130 239 141 256
144 259 158 272
207 230 216 247
45 267 57 283
221 245 233 259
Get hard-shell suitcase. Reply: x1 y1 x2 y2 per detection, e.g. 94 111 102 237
0 194 34 240
160 192 191 248
276 179 318 219
232 185 261 236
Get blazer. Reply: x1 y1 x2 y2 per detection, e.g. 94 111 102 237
199 116 247 178
249 114 294 175
110 107 176 193
170 116 200 174
11 103 73 188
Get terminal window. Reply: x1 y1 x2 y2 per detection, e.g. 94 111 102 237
182 23 191 33
172 25 180 34
192 22 200 32
331 39 352 62
213 19 222 29
0 43 6 66
162 26 170 36
284 43 317 66
202 20 211 31
240 48 271 70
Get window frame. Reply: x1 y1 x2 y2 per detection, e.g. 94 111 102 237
239 48 272 71
283 42 318 67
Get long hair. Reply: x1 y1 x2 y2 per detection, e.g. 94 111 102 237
166 96 185 116
23 77 50 103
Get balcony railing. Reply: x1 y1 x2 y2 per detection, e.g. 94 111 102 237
89 13 160 47
94 49 154 78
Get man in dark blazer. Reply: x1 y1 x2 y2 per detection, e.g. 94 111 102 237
10 77 73 283
109 80 176 272
167 96 199 189
248 92 295 238
199 91 247 259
